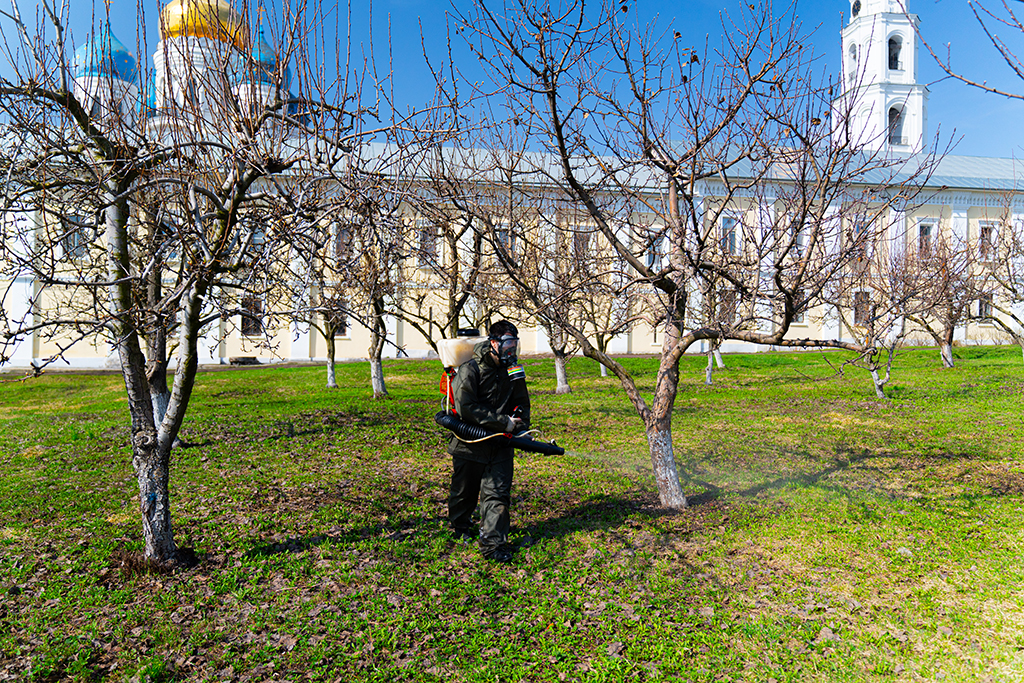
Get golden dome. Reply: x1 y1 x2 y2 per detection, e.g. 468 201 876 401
159 0 247 51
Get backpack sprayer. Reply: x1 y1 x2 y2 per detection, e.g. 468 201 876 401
435 337 565 457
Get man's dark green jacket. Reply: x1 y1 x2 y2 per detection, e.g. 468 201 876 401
447 341 531 463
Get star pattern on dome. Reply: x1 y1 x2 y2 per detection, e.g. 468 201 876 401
72 26 138 83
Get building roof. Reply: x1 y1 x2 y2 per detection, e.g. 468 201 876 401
159 0 247 51
72 27 138 84
920 153 1024 192
233 29 291 91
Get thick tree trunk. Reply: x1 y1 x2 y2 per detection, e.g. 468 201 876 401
644 418 688 508
370 358 387 398
369 299 389 399
554 353 571 394
939 342 954 368
869 367 887 400
599 363 608 377
150 390 170 430
105 193 178 564
713 348 725 369
133 434 177 562
705 352 714 385
147 358 184 448
326 334 338 389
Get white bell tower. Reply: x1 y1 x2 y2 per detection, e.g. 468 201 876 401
834 0 929 152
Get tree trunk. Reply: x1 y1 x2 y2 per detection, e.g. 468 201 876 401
105 192 178 564
939 342 954 368
869 367 887 400
714 348 725 369
326 333 338 389
370 358 387 398
705 352 714 386
133 433 177 562
599 363 608 377
147 356 184 448
644 417 688 508
554 352 571 394
369 299 389 399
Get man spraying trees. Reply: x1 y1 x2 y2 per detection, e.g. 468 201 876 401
441 321 531 563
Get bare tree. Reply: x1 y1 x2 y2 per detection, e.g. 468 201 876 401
395 145 491 350
0 0 387 563
904 227 982 368
974 210 1024 360
442 0 940 508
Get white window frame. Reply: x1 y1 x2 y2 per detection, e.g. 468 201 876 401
917 219 935 257
978 221 997 259
415 218 438 269
720 216 739 256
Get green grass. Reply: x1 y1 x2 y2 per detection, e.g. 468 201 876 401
2 346 1024 681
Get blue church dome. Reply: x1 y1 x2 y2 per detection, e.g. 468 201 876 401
72 27 138 83
234 28 291 91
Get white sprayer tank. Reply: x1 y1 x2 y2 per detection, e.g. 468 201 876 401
437 337 488 368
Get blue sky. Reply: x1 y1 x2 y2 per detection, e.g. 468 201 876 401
11 0 1024 158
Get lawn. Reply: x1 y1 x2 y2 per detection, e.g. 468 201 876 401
1 346 1023 682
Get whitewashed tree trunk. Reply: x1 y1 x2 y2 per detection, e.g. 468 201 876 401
326 334 338 389
714 348 725 369
554 353 571 394
370 359 387 397
940 342 954 368
645 421 687 508
705 352 714 385
599 363 608 377
869 367 887 399
368 299 389 399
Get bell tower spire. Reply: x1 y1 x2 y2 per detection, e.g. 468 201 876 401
834 0 929 152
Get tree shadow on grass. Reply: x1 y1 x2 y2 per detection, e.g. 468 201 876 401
240 494 664 560
680 445 989 507
241 517 440 559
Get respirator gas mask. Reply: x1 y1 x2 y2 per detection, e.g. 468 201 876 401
492 334 520 368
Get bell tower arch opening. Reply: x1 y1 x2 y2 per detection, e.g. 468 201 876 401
833 0 928 152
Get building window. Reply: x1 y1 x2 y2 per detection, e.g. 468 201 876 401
791 223 805 258
335 223 354 262
720 216 738 255
61 215 89 260
848 43 858 88
854 291 871 326
978 293 993 319
888 37 902 71
888 107 904 146
240 296 263 336
716 289 737 325
646 236 664 270
250 225 266 256
416 218 437 268
184 78 200 108
572 226 590 258
494 222 516 256
918 221 933 257
793 289 806 324
324 308 348 337
979 221 996 258
850 221 871 271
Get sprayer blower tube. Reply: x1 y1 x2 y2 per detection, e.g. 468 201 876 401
434 411 565 456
